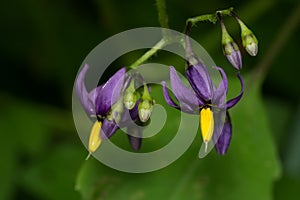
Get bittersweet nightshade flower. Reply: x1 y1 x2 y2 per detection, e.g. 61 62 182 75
231 12 258 56
218 13 242 70
162 33 244 154
75 64 126 158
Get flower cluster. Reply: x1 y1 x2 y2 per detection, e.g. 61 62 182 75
75 9 258 157
75 64 154 158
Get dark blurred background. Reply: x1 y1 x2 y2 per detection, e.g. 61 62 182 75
1 0 300 199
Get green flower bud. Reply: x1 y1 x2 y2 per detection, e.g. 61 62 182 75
108 98 124 123
138 99 153 122
123 76 140 110
124 90 138 110
138 85 154 122
240 22 258 56
231 12 258 56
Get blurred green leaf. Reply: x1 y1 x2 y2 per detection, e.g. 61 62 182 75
265 98 293 146
22 144 85 200
282 103 300 177
274 175 300 200
75 75 280 200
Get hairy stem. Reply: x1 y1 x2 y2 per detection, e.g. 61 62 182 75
156 0 170 39
156 0 169 29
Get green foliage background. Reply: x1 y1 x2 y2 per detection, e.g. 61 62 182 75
0 0 299 199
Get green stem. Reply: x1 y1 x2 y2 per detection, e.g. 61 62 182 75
156 0 169 29
156 0 170 38
128 0 170 69
128 38 167 69
186 7 234 26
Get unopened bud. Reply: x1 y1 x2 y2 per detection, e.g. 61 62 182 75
218 13 242 70
108 98 124 123
240 25 258 56
123 76 140 110
124 90 137 110
138 84 154 122
138 99 153 122
221 24 242 70
231 12 258 56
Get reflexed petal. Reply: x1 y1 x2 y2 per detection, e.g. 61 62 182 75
75 64 95 116
88 85 102 107
213 66 228 106
170 66 200 113
127 127 142 151
96 67 126 116
186 63 213 101
162 81 180 110
100 118 119 139
215 112 232 155
226 73 244 109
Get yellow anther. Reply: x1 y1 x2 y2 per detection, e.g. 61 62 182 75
200 107 214 144
86 121 102 160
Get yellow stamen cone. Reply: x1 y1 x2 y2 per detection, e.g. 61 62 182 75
200 107 214 148
86 121 102 159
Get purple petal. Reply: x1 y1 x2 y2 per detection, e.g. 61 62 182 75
215 112 232 155
213 66 228 106
162 81 180 110
75 64 95 116
186 62 213 101
226 48 242 70
226 73 244 109
127 127 142 151
88 85 102 106
96 67 126 116
170 67 200 113
100 118 119 139
119 101 140 126
129 100 140 121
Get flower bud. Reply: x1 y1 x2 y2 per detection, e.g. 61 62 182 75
124 90 138 110
240 23 258 56
123 74 142 110
108 98 124 123
231 12 258 56
138 99 154 122
138 85 154 122
221 22 242 70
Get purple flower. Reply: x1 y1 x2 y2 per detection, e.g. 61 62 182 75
75 64 126 156
76 65 147 155
162 34 244 154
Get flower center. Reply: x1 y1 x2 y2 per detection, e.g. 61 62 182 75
87 121 102 159
200 107 214 145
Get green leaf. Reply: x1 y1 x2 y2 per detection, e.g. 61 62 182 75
75 80 280 200
22 144 85 200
